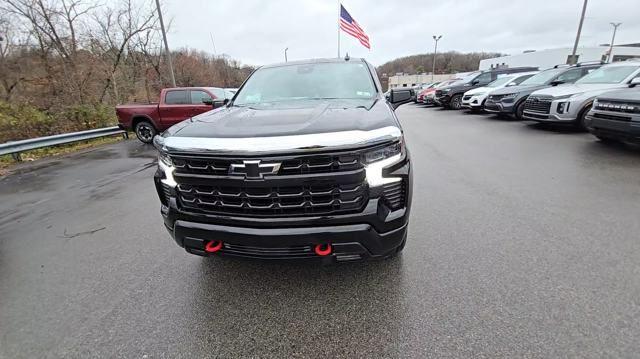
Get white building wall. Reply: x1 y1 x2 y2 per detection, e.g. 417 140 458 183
479 46 640 70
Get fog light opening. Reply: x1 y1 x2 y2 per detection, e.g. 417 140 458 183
205 240 223 253
314 243 332 256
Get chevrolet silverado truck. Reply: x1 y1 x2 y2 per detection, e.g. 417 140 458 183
153 58 414 263
523 60 640 128
116 87 230 143
484 62 601 120
435 67 538 109
585 79 640 143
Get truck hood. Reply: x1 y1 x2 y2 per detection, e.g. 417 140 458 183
530 83 625 97
157 99 402 155
596 88 640 102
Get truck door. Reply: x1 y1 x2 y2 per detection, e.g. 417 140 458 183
159 89 192 127
190 90 216 116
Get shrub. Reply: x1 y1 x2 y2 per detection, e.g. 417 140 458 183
0 101 117 143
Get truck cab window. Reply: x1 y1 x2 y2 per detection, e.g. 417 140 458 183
190 90 213 104
165 90 190 104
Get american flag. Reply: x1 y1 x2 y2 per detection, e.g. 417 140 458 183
339 4 370 49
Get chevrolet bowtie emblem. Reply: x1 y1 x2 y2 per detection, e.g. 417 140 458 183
229 160 281 179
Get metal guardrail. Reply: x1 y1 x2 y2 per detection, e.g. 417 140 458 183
0 126 128 161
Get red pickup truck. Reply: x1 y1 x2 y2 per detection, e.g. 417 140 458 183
116 87 231 143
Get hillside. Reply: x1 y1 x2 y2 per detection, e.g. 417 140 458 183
377 51 503 76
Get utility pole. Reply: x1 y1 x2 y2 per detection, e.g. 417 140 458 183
431 35 442 82
568 0 588 65
155 0 176 87
607 22 622 63
284 47 288 62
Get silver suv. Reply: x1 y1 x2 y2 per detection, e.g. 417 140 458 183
522 60 640 128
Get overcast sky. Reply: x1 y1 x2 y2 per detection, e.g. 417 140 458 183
163 0 640 67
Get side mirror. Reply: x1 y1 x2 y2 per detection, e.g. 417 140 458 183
202 98 214 105
212 99 228 108
471 80 480 85
550 80 565 86
629 77 640 88
388 88 412 109
506 82 517 87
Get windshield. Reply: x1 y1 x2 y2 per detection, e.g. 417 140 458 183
234 62 376 105
520 68 566 86
575 65 640 84
487 76 515 88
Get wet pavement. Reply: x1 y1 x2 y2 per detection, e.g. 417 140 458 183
1 104 640 358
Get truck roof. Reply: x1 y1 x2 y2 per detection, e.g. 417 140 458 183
261 57 367 69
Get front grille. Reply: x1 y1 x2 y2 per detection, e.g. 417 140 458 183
382 180 406 210
172 153 362 176
595 101 640 114
222 243 316 259
524 96 552 114
593 112 632 122
177 182 367 217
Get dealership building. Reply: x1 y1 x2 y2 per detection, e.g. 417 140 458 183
479 44 640 70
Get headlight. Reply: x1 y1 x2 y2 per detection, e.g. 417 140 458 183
364 140 404 187
474 92 487 96
502 93 518 99
158 150 173 166
364 141 403 164
157 151 177 187
443 88 451 93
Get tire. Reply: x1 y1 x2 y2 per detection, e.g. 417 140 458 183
134 120 157 144
576 103 592 130
515 100 526 120
449 94 463 110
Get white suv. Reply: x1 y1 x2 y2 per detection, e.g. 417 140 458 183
461 72 537 111
522 60 640 128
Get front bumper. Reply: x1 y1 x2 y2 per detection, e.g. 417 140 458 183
522 99 580 123
585 111 640 142
435 94 450 106
461 94 486 109
483 100 516 114
156 158 413 263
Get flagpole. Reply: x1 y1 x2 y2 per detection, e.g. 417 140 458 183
337 2 341 58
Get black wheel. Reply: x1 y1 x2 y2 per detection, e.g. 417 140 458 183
134 120 157 144
450 94 463 110
515 100 526 120
576 103 592 130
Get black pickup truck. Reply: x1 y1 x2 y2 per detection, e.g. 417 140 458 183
153 58 413 263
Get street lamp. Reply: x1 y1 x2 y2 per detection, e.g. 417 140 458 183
431 35 442 82
568 0 588 64
607 22 622 63
284 47 288 62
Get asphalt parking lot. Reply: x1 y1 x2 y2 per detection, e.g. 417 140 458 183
1 104 640 358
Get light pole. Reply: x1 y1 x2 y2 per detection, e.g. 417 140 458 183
155 0 176 87
284 47 288 62
568 0 588 64
607 22 622 63
431 35 442 82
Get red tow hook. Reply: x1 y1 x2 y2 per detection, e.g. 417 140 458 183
314 243 332 256
204 240 223 253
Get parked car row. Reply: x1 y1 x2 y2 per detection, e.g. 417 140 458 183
417 59 640 144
